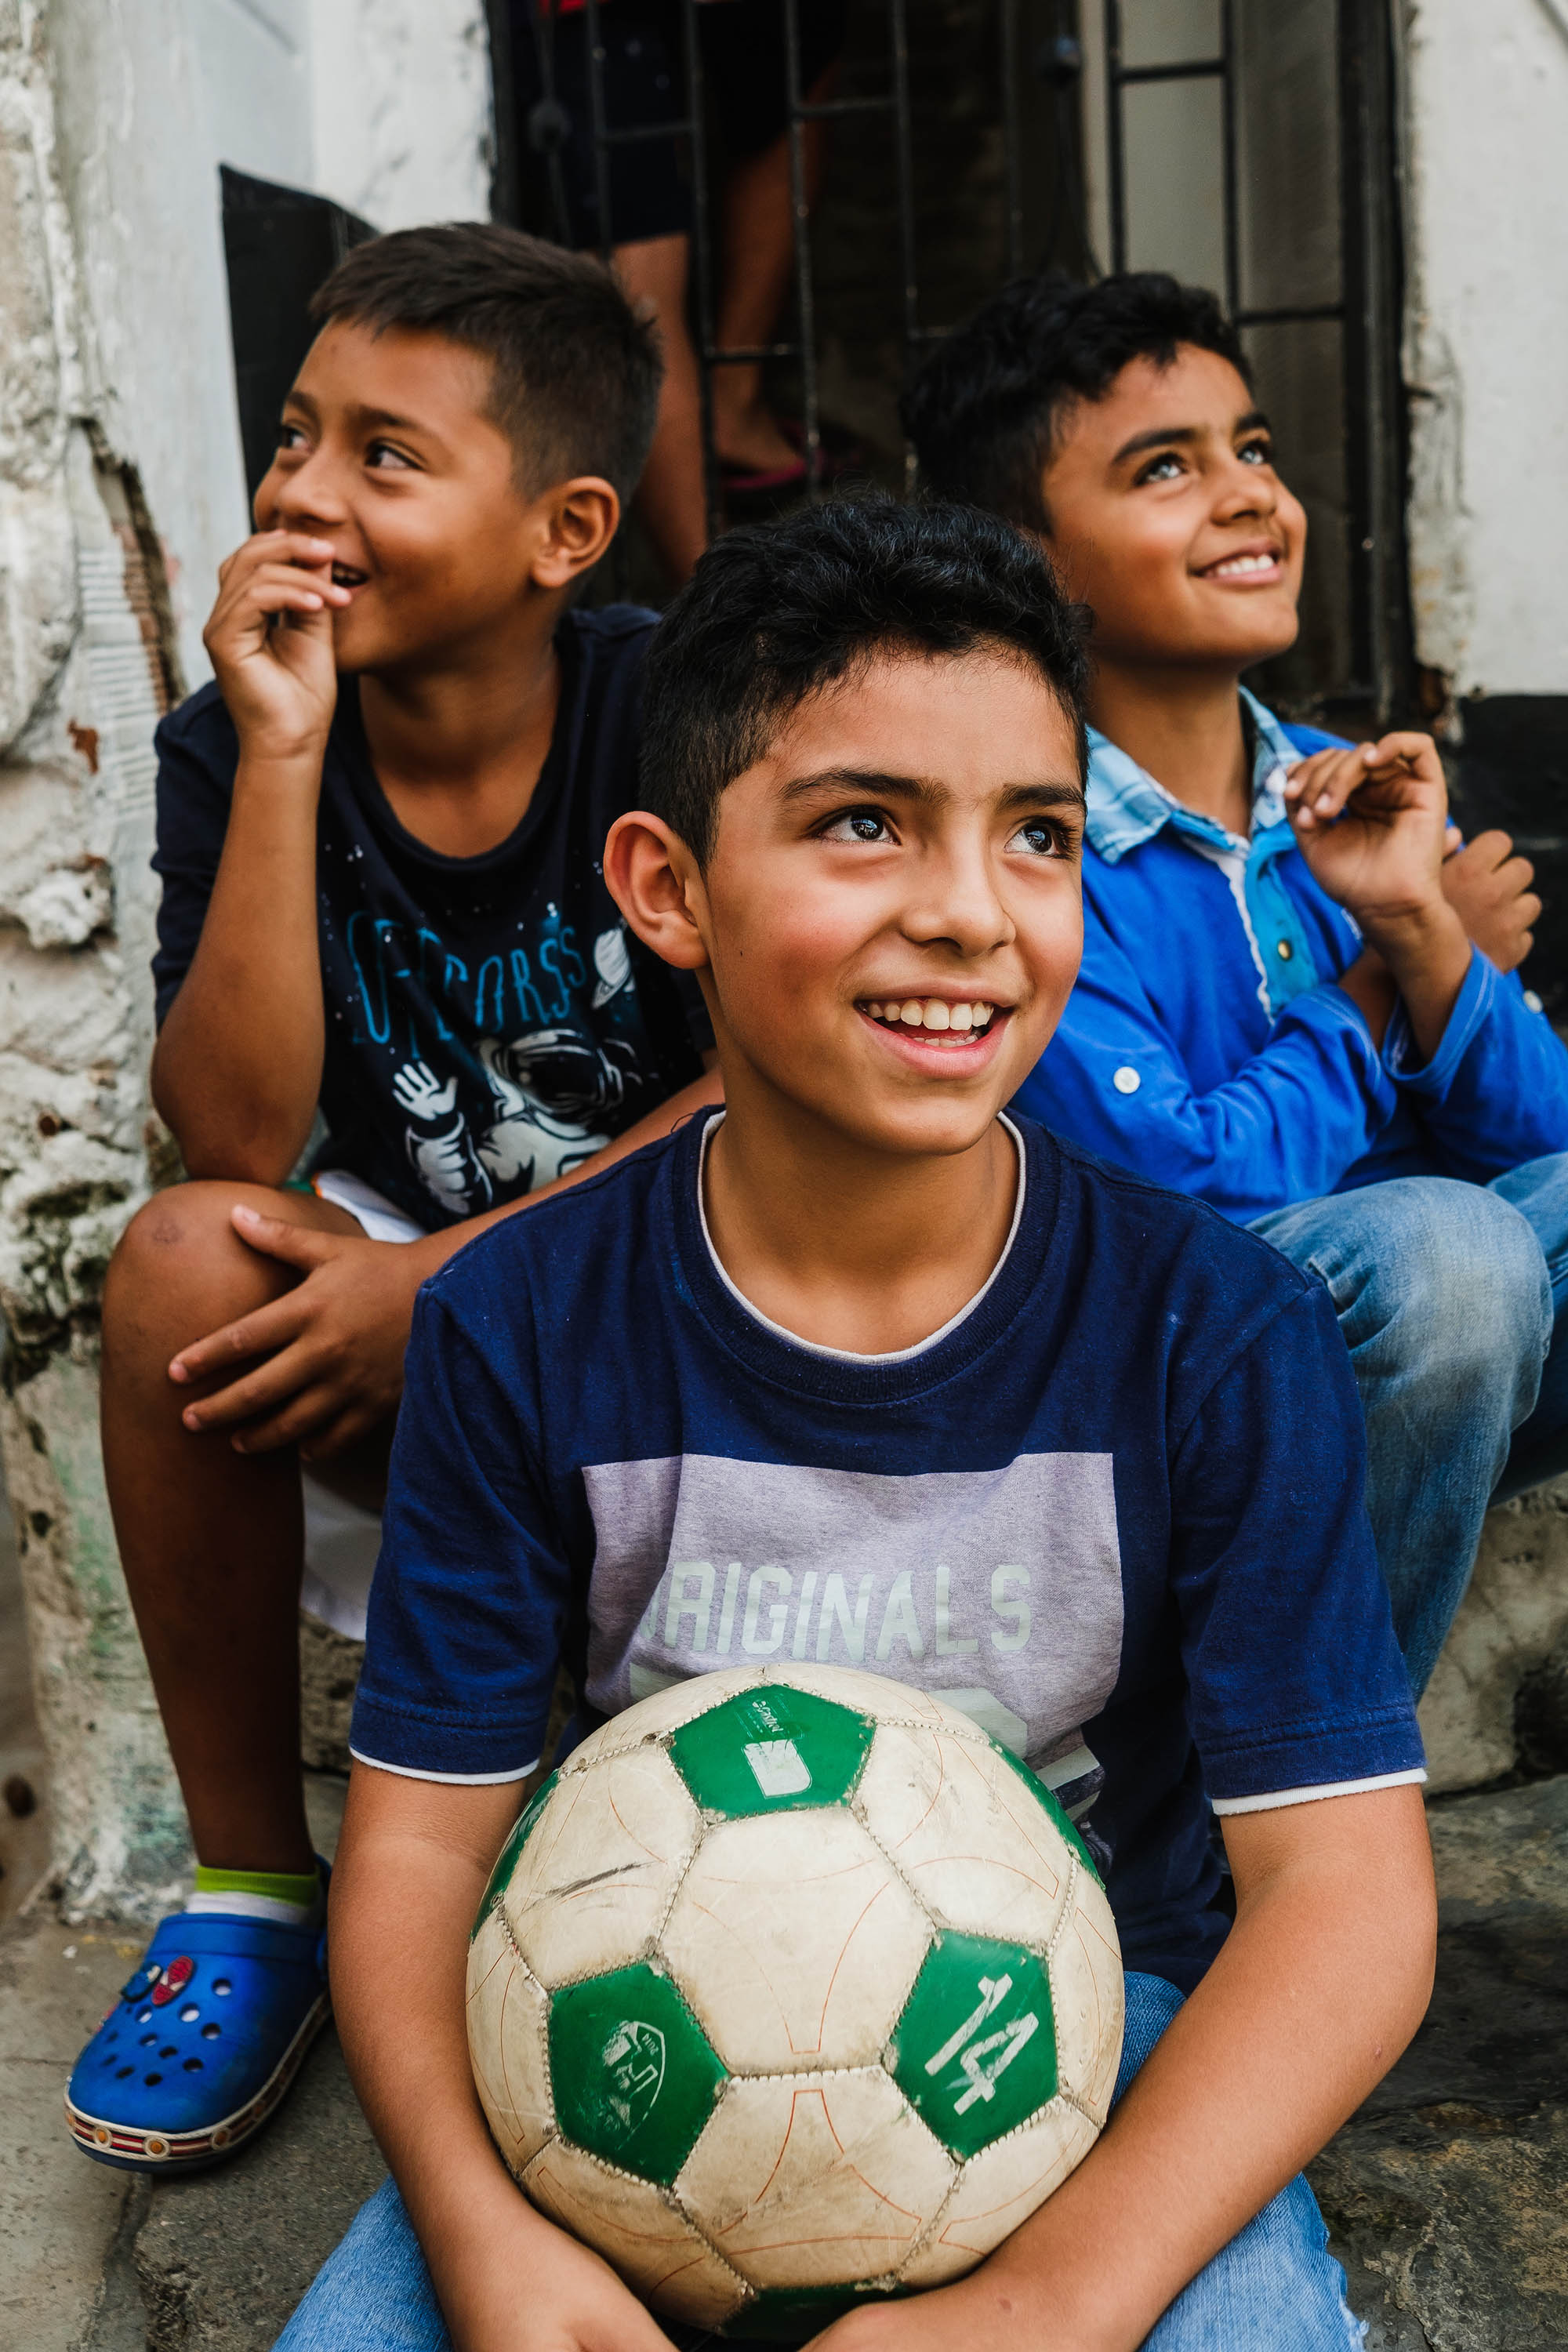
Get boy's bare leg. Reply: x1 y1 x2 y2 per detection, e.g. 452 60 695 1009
709 78 833 472
100 1179 378 1876
615 233 710 587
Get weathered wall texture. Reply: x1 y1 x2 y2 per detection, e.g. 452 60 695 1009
0 0 490 1919
1401 0 1568 697
1420 1475 1568 1793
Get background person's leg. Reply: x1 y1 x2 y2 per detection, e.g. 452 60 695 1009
700 0 848 478
1250 1178 1549 1695
612 233 709 586
1490 1151 1568 1500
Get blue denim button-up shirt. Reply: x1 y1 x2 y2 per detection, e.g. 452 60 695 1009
1013 691 1568 1224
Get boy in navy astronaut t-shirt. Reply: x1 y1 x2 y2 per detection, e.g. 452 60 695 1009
290 503 1436 2351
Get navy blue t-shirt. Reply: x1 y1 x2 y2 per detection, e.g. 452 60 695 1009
151 606 709 1229
354 1110 1425 1989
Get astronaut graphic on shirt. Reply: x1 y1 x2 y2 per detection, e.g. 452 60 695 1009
391 992 640 1218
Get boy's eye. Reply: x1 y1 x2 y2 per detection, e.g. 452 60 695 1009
1007 818 1066 857
821 808 892 845
276 422 307 453
1238 438 1272 467
365 440 417 471
1134 451 1185 485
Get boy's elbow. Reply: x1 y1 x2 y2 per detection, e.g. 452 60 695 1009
152 1065 303 1187
1367 1813 1439 2060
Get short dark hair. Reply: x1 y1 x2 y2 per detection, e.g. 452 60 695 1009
308 223 663 504
640 496 1089 869
902 270 1250 532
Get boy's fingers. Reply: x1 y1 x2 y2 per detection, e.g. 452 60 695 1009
1286 747 1366 826
230 1204 336 1267
223 532 337 579
169 1290 307 1383
1367 728 1437 768
298 1406 377 1464
229 568 351 618
179 1340 319 1431
1467 828 1514 868
231 1385 344 1456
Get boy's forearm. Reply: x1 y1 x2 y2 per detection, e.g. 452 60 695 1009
1357 900 1472 1068
949 1788 1436 2352
331 1773 566 2339
153 752 328 1181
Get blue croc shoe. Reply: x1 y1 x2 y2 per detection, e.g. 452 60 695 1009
65 1868 331 2172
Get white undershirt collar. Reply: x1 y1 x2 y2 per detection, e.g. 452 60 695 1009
695 1112 1027 1366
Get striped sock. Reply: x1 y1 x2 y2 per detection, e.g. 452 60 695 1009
188 1863 324 1929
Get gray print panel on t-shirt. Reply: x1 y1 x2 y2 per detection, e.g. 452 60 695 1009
579 1452 1123 1776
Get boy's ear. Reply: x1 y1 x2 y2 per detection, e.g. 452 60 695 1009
530 475 621 590
603 811 712 972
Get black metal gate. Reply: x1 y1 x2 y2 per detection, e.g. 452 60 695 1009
1098 0 1410 724
488 0 1410 723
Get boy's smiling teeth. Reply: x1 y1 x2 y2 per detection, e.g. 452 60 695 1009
332 562 368 586
1206 552 1278 578
862 996 996 1040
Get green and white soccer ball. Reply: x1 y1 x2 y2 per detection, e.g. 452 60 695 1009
466 1664 1123 2342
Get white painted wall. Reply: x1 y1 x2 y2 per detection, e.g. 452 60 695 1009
1400 0 1568 695
308 0 492 232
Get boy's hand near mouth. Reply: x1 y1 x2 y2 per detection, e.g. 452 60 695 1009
203 526 350 764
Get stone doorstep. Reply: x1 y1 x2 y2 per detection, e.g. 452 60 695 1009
0 1772 1549 2350
1419 1479 1568 1794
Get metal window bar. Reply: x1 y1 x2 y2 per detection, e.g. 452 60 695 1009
569 0 1028 534
1100 0 1410 718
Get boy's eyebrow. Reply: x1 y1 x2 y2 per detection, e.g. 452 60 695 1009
780 767 949 808
996 778 1087 816
1110 408 1272 466
780 767 1086 814
282 388 446 442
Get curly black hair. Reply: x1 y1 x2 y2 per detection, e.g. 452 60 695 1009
639 495 1088 869
902 270 1248 533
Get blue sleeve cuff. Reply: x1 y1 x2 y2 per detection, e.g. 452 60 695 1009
1198 1704 1425 1805
1383 945 1493 1101
348 1686 551 1784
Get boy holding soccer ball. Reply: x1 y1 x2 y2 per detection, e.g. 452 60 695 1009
281 502 1434 2350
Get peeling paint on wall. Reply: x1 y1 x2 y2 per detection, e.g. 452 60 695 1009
0 0 492 1917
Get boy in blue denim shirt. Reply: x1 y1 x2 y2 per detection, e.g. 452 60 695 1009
905 271 1568 1694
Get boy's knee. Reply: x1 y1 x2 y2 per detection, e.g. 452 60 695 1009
1342 1181 1548 1380
104 1181 292 1358
1406 1187 1545 1368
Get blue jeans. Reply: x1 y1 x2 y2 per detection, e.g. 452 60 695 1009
273 1973 1362 2351
1251 1151 1568 1696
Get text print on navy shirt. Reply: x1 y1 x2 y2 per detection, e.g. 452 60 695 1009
353 1112 1425 1990
151 606 709 1229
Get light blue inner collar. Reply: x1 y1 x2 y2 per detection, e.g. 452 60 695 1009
1085 687 1301 866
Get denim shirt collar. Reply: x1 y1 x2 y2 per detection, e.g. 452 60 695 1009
1084 687 1299 866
